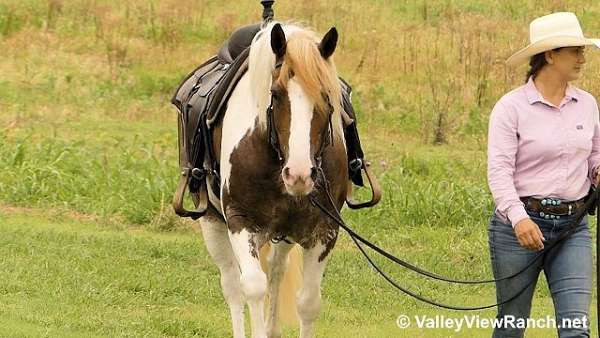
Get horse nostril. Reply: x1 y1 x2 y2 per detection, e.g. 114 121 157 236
310 167 317 180
283 167 291 180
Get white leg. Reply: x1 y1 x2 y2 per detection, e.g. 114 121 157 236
297 243 330 338
265 241 294 338
199 216 245 338
229 228 268 338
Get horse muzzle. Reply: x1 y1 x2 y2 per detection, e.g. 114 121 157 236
282 166 315 196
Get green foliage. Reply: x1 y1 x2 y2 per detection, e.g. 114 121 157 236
0 3 24 37
0 133 178 225
0 0 597 226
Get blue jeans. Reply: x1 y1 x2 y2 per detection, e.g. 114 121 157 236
488 207 592 337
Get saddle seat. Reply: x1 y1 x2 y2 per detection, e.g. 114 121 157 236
218 23 262 63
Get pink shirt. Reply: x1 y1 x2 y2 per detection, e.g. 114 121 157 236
487 75 600 228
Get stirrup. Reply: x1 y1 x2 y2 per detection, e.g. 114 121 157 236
172 167 209 220
345 160 382 209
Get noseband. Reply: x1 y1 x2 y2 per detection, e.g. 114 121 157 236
266 62 335 170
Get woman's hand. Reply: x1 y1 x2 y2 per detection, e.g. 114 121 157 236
514 218 545 251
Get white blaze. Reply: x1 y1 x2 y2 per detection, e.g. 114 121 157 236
285 78 314 178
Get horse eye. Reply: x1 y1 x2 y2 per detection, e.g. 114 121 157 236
271 89 285 101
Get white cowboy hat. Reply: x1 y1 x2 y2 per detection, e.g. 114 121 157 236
506 12 600 67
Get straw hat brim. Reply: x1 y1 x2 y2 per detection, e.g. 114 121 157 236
506 35 600 67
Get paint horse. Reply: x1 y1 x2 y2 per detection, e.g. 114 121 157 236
199 21 348 338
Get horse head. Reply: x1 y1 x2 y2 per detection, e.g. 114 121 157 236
266 23 342 197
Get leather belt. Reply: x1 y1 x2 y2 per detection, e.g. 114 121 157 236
519 196 586 219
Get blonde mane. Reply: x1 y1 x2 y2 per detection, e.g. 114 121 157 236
248 21 343 136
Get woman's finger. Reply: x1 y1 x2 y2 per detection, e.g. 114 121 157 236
533 233 544 250
523 233 535 250
527 232 543 251
517 234 527 248
536 227 545 242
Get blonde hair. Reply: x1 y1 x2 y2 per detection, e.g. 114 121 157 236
248 21 343 137
276 30 342 119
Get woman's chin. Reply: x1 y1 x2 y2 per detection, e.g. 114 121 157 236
569 70 583 80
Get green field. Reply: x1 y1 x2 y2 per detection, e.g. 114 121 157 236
1 0 599 337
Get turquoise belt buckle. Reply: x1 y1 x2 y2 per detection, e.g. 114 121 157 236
539 197 565 219
539 211 561 220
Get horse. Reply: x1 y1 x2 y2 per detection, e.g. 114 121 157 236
197 21 348 338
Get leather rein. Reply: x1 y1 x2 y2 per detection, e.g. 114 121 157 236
235 48 598 316
308 166 600 329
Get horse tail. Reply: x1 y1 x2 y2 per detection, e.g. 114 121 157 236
259 242 303 326
278 244 303 325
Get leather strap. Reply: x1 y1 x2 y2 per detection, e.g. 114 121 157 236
346 161 382 209
312 168 600 311
172 167 209 220
520 196 585 216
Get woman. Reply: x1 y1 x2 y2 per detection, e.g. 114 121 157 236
487 12 600 338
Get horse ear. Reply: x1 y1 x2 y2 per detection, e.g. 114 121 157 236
319 27 338 59
270 23 286 59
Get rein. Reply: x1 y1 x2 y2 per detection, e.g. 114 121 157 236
308 167 599 319
262 62 599 318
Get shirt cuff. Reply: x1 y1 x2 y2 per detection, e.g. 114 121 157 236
507 204 529 228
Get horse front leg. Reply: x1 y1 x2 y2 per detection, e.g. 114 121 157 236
297 241 334 338
228 225 268 338
198 215 245 338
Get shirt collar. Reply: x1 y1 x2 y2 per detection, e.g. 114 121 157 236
524 75 579 105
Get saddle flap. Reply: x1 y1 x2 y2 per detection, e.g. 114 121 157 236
196 64 230 97
172 56 220 110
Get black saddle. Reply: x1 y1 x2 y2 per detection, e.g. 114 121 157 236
171 23 375 219
218 23 261 63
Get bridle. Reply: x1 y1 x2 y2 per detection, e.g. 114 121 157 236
266 60 335 171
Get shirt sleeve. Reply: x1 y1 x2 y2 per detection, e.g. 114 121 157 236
487 99 529 228
588 99 600 187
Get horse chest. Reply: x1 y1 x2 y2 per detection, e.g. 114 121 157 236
226 165 320 229
223 158 325 240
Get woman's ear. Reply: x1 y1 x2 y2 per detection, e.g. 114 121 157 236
545 50 555 65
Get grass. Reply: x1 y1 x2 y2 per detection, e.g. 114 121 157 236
2 206 593 338
0 0 599 336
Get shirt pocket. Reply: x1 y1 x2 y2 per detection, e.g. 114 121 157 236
573 120 594 155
